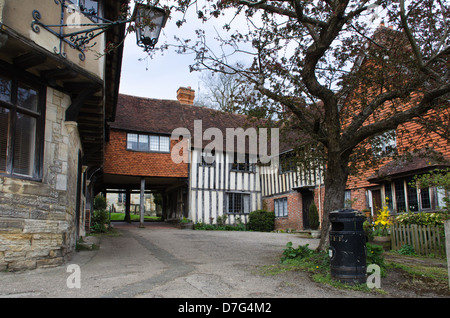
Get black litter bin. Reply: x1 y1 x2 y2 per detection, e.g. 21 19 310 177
329 208 366 285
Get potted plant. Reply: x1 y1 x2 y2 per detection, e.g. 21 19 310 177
179 217 194 230
371 204 391 251
308 203 321 238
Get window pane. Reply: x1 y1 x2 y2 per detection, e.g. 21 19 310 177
17 83 38 112
138 134 149 151
372 130 396 157
274 198 287 217
395 180 406 212
81 0 98 14
159 136 170 152
234 193 242 213
150 135 159 151
384 183 393 210
344 190 351 208
420 188 431 210
406 178 418 212
243 194 250 214
0 107 9 172
127 133 138 150
13 113 36 176
0 75 11 103
228 193 243 213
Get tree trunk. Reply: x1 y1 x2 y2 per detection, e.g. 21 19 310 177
317 152 350 252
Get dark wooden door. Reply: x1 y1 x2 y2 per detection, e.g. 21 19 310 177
302 190 314 229
372 189 382 215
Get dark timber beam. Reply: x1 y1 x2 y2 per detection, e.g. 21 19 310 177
41 68 78 85
65 85 101 122
13 51 46 69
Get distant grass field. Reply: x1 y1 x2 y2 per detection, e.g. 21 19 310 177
109 212 162 222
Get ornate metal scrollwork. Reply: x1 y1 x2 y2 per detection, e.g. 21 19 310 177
31 10 42 33
30 0 107 61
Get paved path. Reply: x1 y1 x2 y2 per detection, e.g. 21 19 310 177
0 222 371 298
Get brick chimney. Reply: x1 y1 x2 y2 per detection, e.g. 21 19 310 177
177 86 195 105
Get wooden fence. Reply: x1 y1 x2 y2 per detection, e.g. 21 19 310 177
391 223 445 256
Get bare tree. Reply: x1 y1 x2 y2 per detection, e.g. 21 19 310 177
195 71 243 111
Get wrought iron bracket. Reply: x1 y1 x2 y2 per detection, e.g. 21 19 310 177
31 0 130 61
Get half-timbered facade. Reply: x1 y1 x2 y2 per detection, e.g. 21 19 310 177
104 87 327 230
189 149 262 225
260 151 324 231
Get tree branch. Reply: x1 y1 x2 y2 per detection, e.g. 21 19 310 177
255 85 328 144
348 83 450 149
399 0 423 67
237 0 328 27
341 87 414 146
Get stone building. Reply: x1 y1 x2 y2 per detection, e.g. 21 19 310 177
0 0 126 271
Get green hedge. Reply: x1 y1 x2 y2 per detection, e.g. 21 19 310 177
394 211 447 226
247 210 275 232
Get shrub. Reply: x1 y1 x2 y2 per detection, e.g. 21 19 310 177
247 210 275 232
373 205 391 236
366 243 386 277
395 211 447 226
281 242 314 262
91 209 109 233
308 203 319 230
91 195 109 233
397 244 416 256
363 220 374 241
194 221 246 231
94 195 107 211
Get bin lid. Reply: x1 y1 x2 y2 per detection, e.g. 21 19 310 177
329 208 365 220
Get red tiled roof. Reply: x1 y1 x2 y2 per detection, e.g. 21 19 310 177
110 94 295 153
367 150 450 182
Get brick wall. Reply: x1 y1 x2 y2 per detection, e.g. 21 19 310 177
344 95 449 213
347 122 449 190
264 186 326 231
104 129 188 177
265 191 303 231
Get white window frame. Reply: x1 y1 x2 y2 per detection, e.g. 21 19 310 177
127 133 170 153
274 197 288 218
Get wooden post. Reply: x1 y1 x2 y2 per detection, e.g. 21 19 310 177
445 220 450 290
140 177 145 228
125 189 131 223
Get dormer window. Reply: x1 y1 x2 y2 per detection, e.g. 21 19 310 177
371 130 397 158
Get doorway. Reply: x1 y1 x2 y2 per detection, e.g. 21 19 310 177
371 189 382 216
301 189 314 229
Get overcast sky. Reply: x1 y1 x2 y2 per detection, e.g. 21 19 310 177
118 3 384 102
118 5 254 102
119 22 201 101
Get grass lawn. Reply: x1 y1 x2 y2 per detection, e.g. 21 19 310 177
109 212 162 222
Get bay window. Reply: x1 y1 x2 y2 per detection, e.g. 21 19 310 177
384 177 433 213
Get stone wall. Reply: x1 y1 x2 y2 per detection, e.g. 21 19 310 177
0 87 84 271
